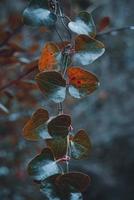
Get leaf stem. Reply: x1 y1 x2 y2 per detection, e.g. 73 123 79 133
57 102 63 115
55 27 64 42
65 135 70 173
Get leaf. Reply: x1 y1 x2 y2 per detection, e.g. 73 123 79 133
46 137 67 159
23 108 50 141
67 67 99 98
28 148 61 181
23 0 57 27
68 11 96 37
38 42 61 72
48 115 71 137
70 130 92 159
73 34 105 65
35 71 66 103
57 172 91 192
40 174 83 200
98 16 110 32
40 175 61 199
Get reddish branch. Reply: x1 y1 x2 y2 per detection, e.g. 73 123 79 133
0 61 38 91
0 25 23 47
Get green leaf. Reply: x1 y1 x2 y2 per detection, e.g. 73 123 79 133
28 148 61 181
57 172 91 192
35 71 66 103
46 137 67 159
67 67 99 99
40 174 83 200
73 34 105 65
48 115 71 137
23 108 51 141
70 130 92 159
23 0 57 27
68 11 96 37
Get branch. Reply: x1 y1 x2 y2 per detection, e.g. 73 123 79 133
97 26 134 36
0 25 22 47
0 61 38 91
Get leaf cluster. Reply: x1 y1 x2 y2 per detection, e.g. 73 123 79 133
22 0 106 199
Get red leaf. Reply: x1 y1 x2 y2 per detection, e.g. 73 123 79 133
98 16 110 32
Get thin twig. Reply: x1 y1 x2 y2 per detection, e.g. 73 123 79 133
86 2 103 13
58 0 72 41
97 26 134 36
55 27 64 42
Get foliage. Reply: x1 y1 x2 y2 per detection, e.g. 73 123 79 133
21 0 106 199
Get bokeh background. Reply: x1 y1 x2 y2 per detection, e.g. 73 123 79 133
0 0 134 200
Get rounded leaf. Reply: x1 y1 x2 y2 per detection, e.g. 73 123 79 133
57 172 91 192
23 0 57 27
67 67 99 98
38 42 61 72
46 137 67 159
48 114 71 137
70 130 92 159
35 71 66 103
40 174 83 200
28 148 61 181
68 11 96 37
23 108 50 141
73 34 105 65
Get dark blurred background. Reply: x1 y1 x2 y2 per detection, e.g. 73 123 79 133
0 0 134 200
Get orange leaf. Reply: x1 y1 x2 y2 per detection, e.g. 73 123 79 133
38 42 61 72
